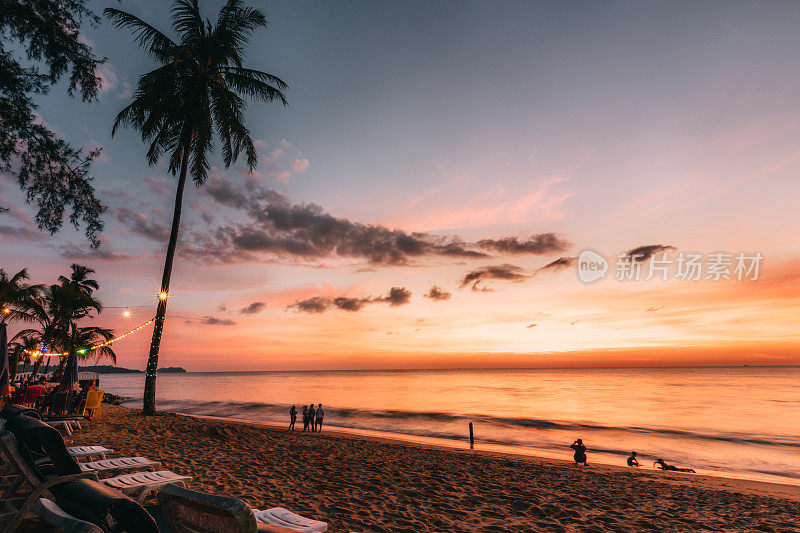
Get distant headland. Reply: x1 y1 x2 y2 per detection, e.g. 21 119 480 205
76 365 188 374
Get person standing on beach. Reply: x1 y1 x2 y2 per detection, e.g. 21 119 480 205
308 403 317 432
302 405 309 431
570 438 588 466
289 405 297 431
316 403 324 432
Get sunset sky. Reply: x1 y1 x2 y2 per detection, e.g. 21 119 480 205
3 0 800 371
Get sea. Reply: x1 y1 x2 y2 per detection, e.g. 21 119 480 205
100 366 800 486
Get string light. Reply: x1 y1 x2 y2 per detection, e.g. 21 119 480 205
123 310 131 318
2 307 10 315
23 318 155 358
158 291 168 301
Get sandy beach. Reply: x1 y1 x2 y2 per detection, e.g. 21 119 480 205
59 405 800 532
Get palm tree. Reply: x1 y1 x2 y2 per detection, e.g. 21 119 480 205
52 323 116 380
0 268 42 323
105 0 287 414
16 282 103 380
58 264 100 295
8 334 40 380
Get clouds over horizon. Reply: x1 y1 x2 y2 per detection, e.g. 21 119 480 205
289 286 412 313
239 301 266 314
181 174 569 267
459 264 530 291
424 286 452 300
625 244 676 260
457 244 672 291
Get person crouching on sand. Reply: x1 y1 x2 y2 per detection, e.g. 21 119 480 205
570 438 588 466
289 405 297 431
308 403 316 432
316 403 324 432
654 458 695 473
302 405 309 431
627 451 639 467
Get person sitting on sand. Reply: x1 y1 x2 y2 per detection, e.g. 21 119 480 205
316 403 324 432
627 451 639 467
570 438 588 466
308 403 316 432
654 458 695 473
289 405 297 431
302 405 309 431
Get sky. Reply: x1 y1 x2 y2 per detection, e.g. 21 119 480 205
2 0 800 371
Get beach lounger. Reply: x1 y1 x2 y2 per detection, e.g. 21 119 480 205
46 418 82 436
78 456 160 475
253 508 328 532
33 479 159 532
101 470 191 502
31 498 104 533
156 484 327 533
1 414 191 505
0 429 99 532
67 445 112 460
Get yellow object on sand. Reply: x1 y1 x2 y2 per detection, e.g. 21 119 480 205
82 389 104 418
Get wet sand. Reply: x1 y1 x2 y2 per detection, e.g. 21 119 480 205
65 405 800 532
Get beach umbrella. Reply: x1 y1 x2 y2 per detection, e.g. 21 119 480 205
60 348 79 391
0 321 10 396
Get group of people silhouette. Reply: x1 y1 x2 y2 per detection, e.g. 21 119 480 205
289 403 325 432
570 439 696 473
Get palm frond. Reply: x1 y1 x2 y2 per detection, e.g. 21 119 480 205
104 8 178 62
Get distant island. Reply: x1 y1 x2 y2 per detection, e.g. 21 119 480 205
75 365 188 374
16 364 187 374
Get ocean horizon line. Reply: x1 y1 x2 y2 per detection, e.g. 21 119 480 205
154 364 800 374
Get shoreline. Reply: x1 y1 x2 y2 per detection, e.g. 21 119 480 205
180 411 800 503
67 405 800 532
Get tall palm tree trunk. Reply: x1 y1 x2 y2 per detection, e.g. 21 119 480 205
142 135 193 415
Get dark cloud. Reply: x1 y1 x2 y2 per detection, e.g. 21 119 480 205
217 303 228 312
459 264 529 291
183 179 568 267
376 286 412 306
477 234 569 255
203 173 250 209
59 236 132 262
239 301 266 314
115 207 170 242
0 224 45 242
537 256 576 273
625 244 676 260
201 316 237 326
289 296 330 313
424 286 452 301
289 287 413 314
332 296 367 312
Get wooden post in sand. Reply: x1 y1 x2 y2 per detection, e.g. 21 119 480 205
469 422 474 449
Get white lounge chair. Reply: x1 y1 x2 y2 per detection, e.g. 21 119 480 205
157 484 328 533
46 418 82 436
100 470 191 502
253 507 328 532
67 445 112 460
78 456 160 475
